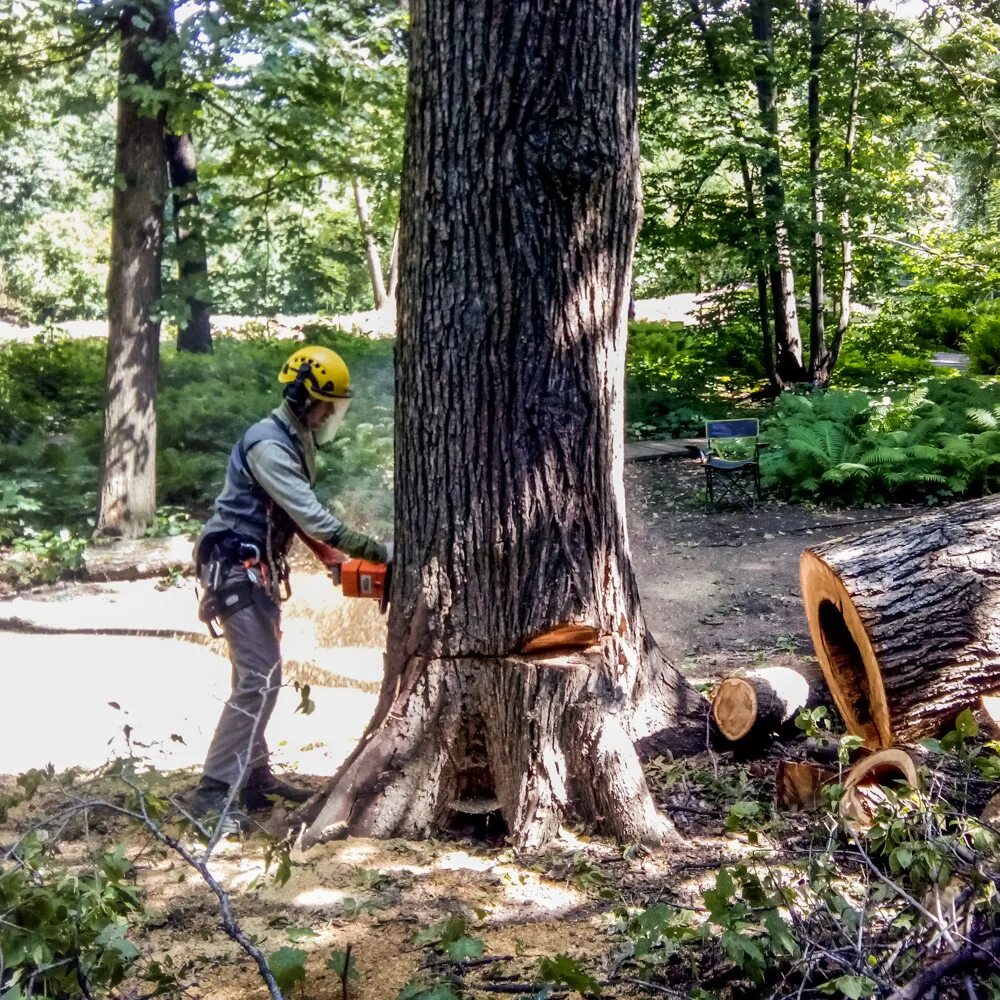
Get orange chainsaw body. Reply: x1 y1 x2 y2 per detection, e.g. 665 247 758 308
340 559 388 601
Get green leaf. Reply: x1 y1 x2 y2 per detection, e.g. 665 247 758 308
893 847 913 869
327 949 359 980
414 916 467 948
397 982 460 1000
721 930 766 972
295 682 316 716
955 707 979 739
267 946 307 992
286 926 318 941
823 974 877 999
537 954 602 995
446 936 485 963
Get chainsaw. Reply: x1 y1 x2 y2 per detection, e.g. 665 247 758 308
297 531 391 614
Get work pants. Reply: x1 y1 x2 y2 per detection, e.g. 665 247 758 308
202 568 282 788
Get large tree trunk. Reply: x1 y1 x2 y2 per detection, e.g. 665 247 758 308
800 496 1000 748
95 3 167 539
352 176 389 309
831 1 866 371
807 0 828 384
749 0 806 385
165 131 212 353
687 0 779 394
302 0 704 851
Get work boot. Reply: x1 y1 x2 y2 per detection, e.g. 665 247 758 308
241 767 313 811
190 776 249 836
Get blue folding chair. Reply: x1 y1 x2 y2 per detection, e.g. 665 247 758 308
698 419 762 512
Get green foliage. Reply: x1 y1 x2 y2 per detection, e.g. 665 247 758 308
0 329 395 558
327 948 359 980
761 378 1000 505
266 946 307 993
0 834 142 997
964 309 1000 375
537 953 602 995
624 316 746 440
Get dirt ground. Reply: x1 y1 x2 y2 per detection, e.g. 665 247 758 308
0 456 917 1000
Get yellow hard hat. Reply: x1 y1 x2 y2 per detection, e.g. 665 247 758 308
278 345 353 401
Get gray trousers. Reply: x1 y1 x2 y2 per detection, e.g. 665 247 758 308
202 568 282 788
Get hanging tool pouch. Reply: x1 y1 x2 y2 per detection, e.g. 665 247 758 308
195 531 262 637
197 580 256 637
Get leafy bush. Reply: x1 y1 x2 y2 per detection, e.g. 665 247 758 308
0 325 395 544
3 212 109 322
762 378 1000 505
0 834 141 998
624 311 752 440
964 308 1000 375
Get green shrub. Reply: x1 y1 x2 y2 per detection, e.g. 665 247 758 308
762 378 1000 505
964 309 1000 375
0 834 141 998
0 326 396 541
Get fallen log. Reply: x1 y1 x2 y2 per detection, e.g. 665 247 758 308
710 666 813 744
83 535 195 581
839 748 920 834
800 495 1000 747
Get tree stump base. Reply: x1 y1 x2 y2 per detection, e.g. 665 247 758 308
300 648 692 850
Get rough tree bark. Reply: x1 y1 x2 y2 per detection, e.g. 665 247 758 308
96 2 167 539
302 0 705 850
807 0 828 383
352 176 389 309
687 0 779 395
165 131 212 353
800 495 1000 747
749 0 806 385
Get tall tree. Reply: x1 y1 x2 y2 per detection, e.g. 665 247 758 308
303 0 704 850
829 0 866 377
95 0 167 538
687 0 778 393
352 175 389 308
165 130 212 352
807 0 828 382
749 0 806 384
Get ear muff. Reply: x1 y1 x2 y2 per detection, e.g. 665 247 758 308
283 363 312 410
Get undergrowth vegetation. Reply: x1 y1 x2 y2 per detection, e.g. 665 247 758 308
1 712 998 999
0 324 395 580
4 288 1000 585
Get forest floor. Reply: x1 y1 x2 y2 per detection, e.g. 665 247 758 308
0 457 921 1000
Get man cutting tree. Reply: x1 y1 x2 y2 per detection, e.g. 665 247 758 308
190 345 391 834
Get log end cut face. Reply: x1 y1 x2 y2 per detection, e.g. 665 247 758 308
711 677 758 742
800 550 891 747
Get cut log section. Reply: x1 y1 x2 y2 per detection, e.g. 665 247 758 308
775 760 838 812
711 666 812 744
800 497 1000 747
839 748 920 834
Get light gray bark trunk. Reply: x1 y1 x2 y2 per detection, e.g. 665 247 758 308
352 176 388 309
303 0 704 850
96 2 167 539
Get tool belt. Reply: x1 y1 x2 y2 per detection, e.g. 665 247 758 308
195 530 282 637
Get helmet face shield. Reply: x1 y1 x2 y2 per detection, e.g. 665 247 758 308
314 396 352 445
